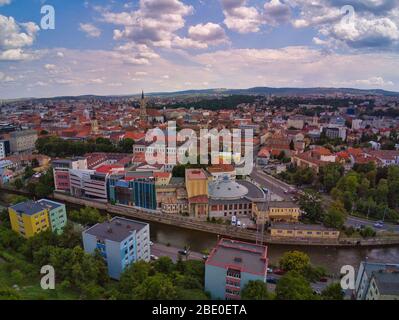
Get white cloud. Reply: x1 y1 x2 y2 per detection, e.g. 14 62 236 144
221 0 263 33
174 23 229 49
0 15 39 61
79 23 102 38
102 0 193 48
0 0 11 6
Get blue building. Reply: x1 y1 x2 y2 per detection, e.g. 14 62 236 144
108 173 157 211
205 238 268 300
82 217 150 280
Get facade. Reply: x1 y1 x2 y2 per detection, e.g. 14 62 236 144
53 157 87 192
9 130 38 154
355 262 399 300
37 199 67 235
205 238 268 300
208 177 265 220
9 199 67 238
0 140 10 159
82 217 151 280
108 173 157 210
270 223 340 240
254 201 301 223
186 169 209 218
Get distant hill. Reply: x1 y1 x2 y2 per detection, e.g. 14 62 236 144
149 87 399 97
2 87 399 104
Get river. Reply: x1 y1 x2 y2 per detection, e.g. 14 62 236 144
2 193 399 274
147 219 399 274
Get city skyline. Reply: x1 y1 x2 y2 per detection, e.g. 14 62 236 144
1 0 399 99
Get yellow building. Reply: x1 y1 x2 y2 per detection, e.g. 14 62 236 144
9 201 50 238
185 169 209 198
270 223 340 240
254 201 301 223
185 169 209 218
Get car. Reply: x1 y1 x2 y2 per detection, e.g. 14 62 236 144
319 277 328 283
202 255 209 261
273 268 286 275
267 267 273 273
178 249 189 256
374 222 384 228
237 220 242 227
150 255 159 261
267 277 278 284
149 241 154 246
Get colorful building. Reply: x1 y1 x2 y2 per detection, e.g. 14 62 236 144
185 169 209 218
108 172 157 211
9 199 67 238
37 199 67 235
205 238 268 300
9 200 50 238
82 217 150 280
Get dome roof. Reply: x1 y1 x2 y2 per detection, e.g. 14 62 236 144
209 176 249 200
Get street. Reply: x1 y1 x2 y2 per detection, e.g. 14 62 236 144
151 242 205 263
250 167 295 201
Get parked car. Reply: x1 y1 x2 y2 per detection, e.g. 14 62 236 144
267 267 273 273
273 268 286 275
149 241 154 246
150 255 159 261
319 277 328 283
267 277 278 284
202 255 209 261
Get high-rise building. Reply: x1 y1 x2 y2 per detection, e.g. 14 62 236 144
205 238 268 300
82 217 151 280
9 130 38 154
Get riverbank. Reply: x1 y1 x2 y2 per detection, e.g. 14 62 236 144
52 192 399 248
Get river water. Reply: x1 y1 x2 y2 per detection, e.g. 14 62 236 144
2 193 398 275
149 221 399 274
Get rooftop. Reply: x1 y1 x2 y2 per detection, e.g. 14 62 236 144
84 217 148 242
37 199 64 211
206 238 268 276
186 168 207 180
371 271 399 296
10 200 46 216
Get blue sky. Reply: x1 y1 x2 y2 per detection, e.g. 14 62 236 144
1 0 399 98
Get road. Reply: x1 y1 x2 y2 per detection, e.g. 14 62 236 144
251 165 399 234
151 243 205 263
250 167 295 201
346 215 399 233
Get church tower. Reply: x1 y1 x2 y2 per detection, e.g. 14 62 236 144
140 90 147 121
91 107 99 134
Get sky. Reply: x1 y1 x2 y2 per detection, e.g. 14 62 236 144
0 0 399 99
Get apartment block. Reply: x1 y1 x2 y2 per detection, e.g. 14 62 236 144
37 199 67 235
205 238 268 300
9 130 38 154
8 199 68 238
82 217 151 280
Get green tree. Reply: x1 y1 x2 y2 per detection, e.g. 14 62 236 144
241 280 269 300
13 178 23 190
324 201 347 229
319 163 344 192
118 138 134 153
153 256 175 274
275 271 316 300
134 273 177 300
299 190 324 222
279 251 310 274
321 283 344 300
